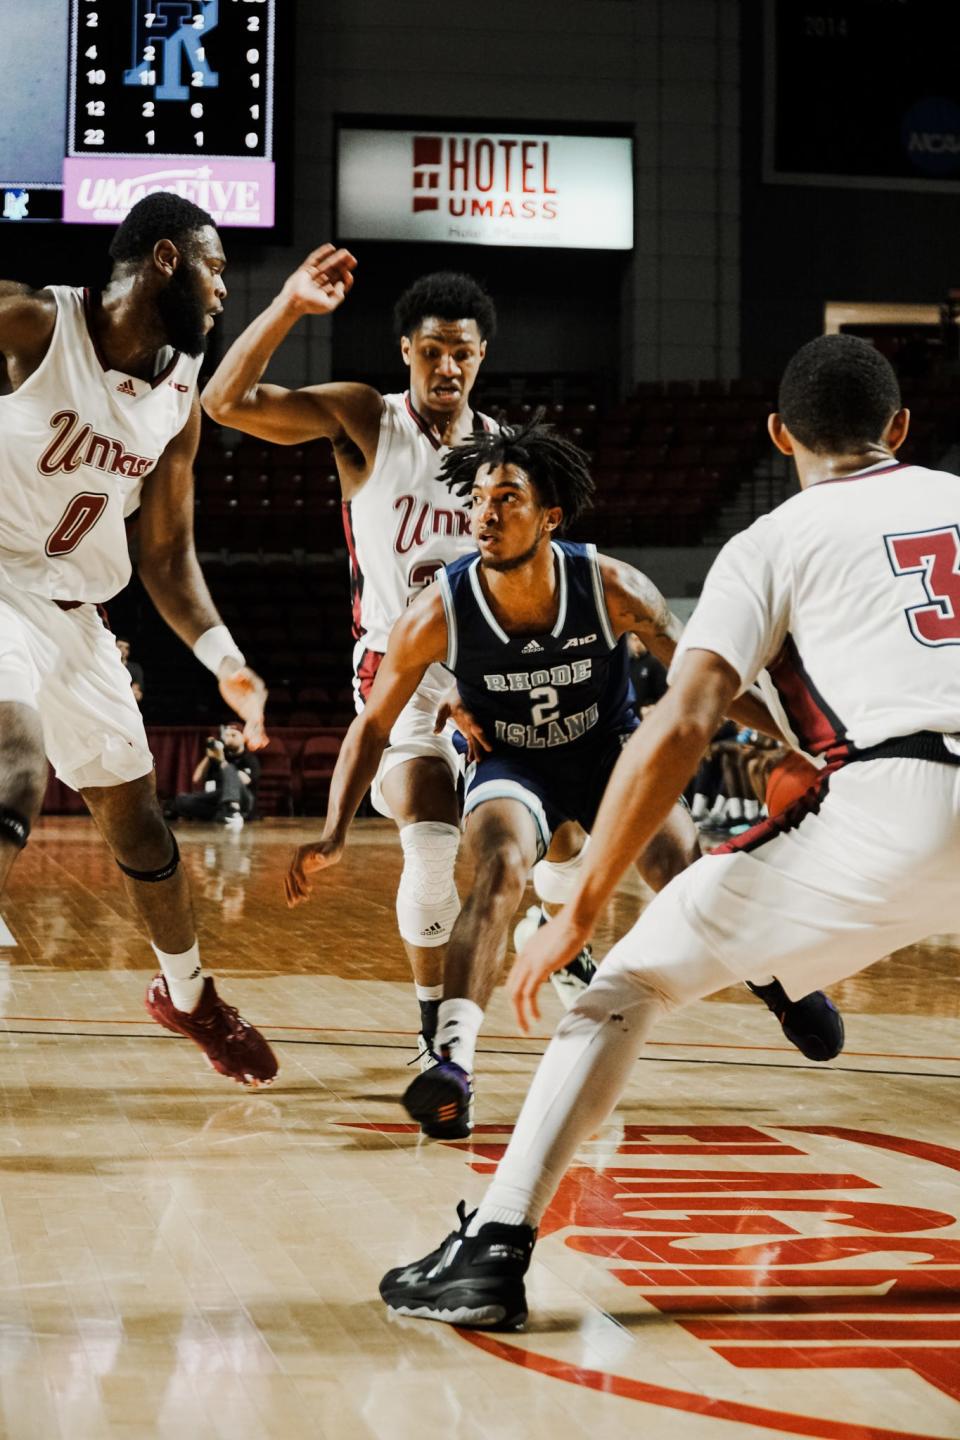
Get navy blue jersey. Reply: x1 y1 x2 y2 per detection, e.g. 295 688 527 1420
436 540 636 752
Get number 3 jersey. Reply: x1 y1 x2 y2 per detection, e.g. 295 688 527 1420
672 459 960 760
342 392 495 657
437 539 636 752
0 285 200 603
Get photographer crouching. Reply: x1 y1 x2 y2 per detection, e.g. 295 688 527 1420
166 723 260 829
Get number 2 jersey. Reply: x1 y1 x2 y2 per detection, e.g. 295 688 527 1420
342 392 495 659
437 539 636 752
0 285 199 603
672 459 960 760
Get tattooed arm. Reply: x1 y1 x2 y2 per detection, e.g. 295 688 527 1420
599 555 782 740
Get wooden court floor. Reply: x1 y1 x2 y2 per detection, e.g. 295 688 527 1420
0 817 958 1440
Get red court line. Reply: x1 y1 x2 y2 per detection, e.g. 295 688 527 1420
461 1329 945 1440
0 1014 957 1064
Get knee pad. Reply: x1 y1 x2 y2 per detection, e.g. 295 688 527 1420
533 837 589 905
116 829 180 883
396 821 461 947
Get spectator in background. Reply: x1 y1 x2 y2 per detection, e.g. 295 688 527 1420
687 720 764 833
116 636 145 705
166 723 260 828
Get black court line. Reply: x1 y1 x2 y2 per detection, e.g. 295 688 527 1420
1 1026 957 1080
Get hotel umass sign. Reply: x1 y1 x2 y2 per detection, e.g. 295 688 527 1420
337 128 634 250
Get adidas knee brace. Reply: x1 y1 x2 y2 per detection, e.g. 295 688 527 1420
533 838 589 906
396 821 461 948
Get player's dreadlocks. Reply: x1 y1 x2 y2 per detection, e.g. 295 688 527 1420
438 411 595 531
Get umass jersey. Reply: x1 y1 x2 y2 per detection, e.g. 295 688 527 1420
436 540 636 751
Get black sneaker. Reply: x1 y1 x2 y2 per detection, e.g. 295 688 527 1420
380 1200 535 1329
402 1056 473 1139
746 978 845 1062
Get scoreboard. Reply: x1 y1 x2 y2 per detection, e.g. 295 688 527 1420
1 0 280 227
70 0 272 160
65 0 276 225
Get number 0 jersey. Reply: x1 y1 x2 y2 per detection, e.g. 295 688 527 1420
0 286 199 603
437 539 636 751
672 459 960 760
342 393 494 656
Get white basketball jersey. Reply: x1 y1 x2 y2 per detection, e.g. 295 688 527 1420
674 459 960 759
342 392 494 656
0 286 200 603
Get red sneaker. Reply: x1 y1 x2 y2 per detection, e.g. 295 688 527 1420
145 974 278 1087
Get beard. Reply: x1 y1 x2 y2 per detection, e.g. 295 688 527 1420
156 263 208 356
479 529 544 573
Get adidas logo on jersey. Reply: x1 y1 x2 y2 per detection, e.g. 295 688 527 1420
115 378 137 396
521 639 544 654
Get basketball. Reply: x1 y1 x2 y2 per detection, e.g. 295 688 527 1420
766 750 821 817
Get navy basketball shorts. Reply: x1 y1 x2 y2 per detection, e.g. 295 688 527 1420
462 726 638 859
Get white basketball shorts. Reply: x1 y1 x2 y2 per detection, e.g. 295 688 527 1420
353 643 462 820
0 575 153 791
593 755 960 1011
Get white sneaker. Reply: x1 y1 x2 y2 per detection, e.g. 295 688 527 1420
224 812 245 830
513 903 596 1012
416 1035 439 1073
512 904 543 954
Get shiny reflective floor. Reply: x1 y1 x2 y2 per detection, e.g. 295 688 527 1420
0 818 958 1440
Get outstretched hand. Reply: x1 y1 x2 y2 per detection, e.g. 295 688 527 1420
508 909 593 1033
435 688 492 764
284 838 343 907
218 665 269 751
282 244 357 316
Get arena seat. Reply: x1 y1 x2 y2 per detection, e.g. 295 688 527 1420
300 733 344 815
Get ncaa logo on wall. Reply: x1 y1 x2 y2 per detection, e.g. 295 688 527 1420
351 1118 960 1436
902 97 960 177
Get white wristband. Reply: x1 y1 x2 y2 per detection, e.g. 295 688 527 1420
193 625 246 676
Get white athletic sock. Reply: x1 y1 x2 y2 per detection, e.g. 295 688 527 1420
532 840 588 906
747 973 776 987
725 796 744 820
466 1204 528 1235
152 941 203 1013
690 792 708 820
474 976 669 1228
743 798 760 821
435 997 484 1074
414 983 443 1002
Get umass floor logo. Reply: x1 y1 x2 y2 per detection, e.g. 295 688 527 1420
349 1121 960 1438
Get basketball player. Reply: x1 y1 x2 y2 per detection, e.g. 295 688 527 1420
202 245 591 1054
284 418 842 1139
379 333 960 1330
0 192 276 1087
